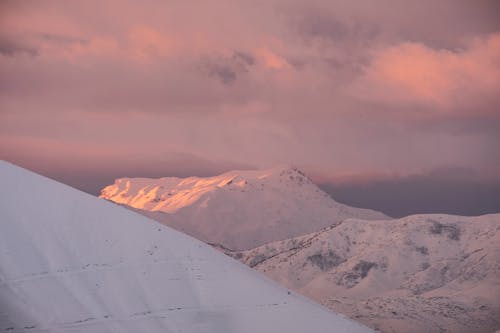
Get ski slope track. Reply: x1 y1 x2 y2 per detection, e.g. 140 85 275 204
0 161 373 333
100 165 388 250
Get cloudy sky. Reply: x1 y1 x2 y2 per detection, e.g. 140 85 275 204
1 0 499 216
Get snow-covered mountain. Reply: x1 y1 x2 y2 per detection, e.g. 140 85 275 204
99 165 500 332
228 214 500 333
0 160 373 333
100 165 388 250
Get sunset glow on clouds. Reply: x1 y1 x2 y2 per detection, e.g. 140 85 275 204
1 0 499 214
357 33 500 109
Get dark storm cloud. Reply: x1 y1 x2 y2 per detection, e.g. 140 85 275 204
0 37 38 57
204 63 238 85
279 0 500 48
232 51 256 66
320 168 500 218
0 31 86 59
285 7 379 45
41 33 88 45
199 51 256 85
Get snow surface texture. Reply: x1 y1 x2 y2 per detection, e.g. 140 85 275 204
100 165 388 250
0 161 374 333
230 215 500 333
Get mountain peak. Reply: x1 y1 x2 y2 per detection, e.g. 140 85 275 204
266 164 309 178
214 165 311 186
100 166 388 250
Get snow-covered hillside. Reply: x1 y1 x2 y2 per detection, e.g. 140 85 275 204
100 165 388 250
0 161 374 333
229 214 500 333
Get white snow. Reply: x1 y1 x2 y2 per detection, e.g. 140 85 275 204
234 214 500 333
99 164 500 332
100 165 388 250
0 161 373 333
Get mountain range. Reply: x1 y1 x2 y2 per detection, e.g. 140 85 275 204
101 166 500 333
232 214 500 333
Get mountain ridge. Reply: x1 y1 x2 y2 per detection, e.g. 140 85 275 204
100 165 389 250
229 213 500 333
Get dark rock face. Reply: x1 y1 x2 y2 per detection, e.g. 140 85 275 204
429 220 461 240
338 260 378 288
307 250 344 271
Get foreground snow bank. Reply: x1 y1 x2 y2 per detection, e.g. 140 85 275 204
0 161 372 333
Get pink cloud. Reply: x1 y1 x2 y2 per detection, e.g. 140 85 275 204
127 26 180 62
355 32 500 112
1 0 499 191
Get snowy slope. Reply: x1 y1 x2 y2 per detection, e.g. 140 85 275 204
0 161 374 333
100 165 388 250
231 215 500 333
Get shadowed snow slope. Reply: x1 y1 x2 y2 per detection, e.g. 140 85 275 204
0 161 373 333
100 165 388 250
232 215 500 333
